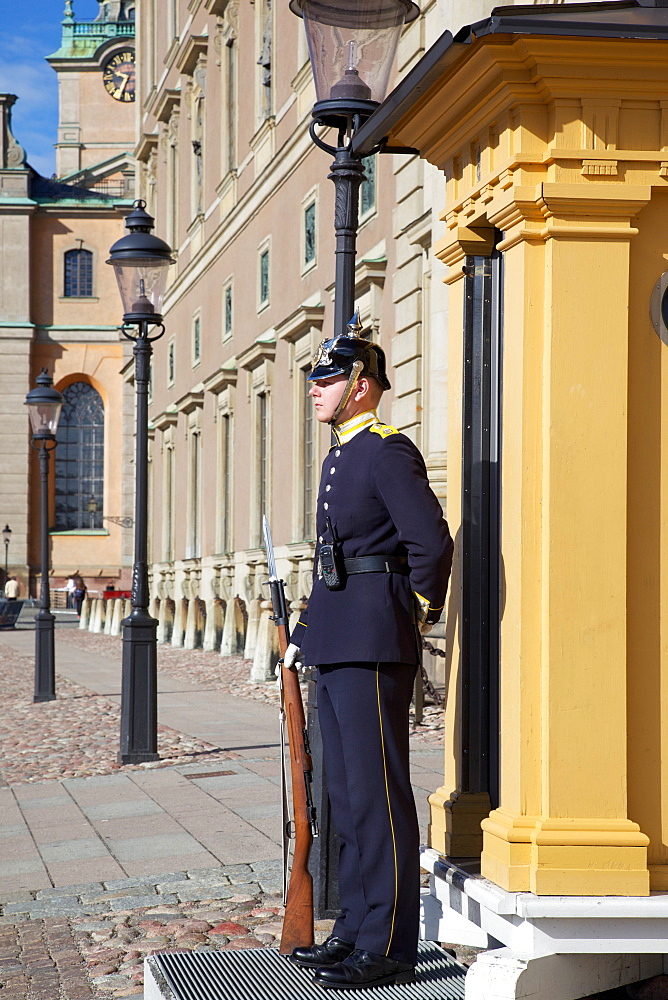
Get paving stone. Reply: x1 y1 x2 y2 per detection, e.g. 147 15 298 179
35 884 103 900
257 881 282 895
250 859 282 873
105 873 185 891
80 887 158 904
0 890 35 904
27 905 108 922
174 886 236 902
18 795 71 809
202 864 251 877
109 895 177 911
2 902 43 915
180 869 235 885
227 871 263 885
156 877 226 894
89 973 130 990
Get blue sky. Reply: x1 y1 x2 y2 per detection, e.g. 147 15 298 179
0 0 101 177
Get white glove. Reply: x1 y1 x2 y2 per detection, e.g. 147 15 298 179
419 622 434 637
283 642 304 672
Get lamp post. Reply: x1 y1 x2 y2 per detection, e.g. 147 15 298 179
25 369 63 703
290 0 419 917
87 495 98 530
107 200 175 764
2 525 11 589
290 0 418 338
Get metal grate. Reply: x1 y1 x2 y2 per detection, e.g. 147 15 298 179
148 941 466 1000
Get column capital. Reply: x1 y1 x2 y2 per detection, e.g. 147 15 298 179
434 226 497 282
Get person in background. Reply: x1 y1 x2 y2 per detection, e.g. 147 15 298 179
4 576 20 599
65 575 77 609
73 578 87 617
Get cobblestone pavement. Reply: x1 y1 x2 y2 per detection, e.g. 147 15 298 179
0 629 629 1000
0 629 445 999
0 643 242 785
0 862 310 999
0 632 443 785
57 630 446 748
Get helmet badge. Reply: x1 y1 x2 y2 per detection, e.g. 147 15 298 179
311 341 333 369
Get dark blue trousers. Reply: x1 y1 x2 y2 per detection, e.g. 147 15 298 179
317 662 419 966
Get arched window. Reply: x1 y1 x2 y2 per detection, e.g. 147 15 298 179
55 382 104 530
64 248 93 297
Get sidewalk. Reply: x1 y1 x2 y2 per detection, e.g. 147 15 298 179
0 625 446 999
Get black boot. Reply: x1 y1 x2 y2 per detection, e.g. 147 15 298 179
291 936 355 969
314 949 415 990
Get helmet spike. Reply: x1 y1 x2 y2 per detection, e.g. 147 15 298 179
346 308 363 338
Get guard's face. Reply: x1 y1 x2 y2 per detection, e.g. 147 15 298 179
309 374 348 423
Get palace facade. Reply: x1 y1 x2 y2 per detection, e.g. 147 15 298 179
0 0 136 599
136 0 456 663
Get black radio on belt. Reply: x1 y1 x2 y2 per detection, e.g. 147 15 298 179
320 517 346 591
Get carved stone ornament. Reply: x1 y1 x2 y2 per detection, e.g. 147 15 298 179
213 21 225 56
225 0 239 37
147 150 157 188
6 134 26 168
183 78 195 115
0 97 26 170
194 56 207 95
220 567 233 602
167 110 180 144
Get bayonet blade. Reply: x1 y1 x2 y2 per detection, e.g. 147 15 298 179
263 514 278 580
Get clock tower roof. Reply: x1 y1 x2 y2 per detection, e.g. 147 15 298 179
46 0 135 184
47 0 134 63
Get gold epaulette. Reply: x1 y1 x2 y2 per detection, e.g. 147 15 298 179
370 423 399 438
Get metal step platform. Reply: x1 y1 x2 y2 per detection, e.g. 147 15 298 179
145 941 467 1000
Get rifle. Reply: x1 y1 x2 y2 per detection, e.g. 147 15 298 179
262 515 318 955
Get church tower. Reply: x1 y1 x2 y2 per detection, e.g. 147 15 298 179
47 0 136 193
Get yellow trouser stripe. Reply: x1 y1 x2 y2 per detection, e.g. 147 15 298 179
376 666 398 956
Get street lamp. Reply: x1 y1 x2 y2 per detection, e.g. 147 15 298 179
107 199 175 764
25 369 63 702
291 0 419 918
87 495 98 530
2 525 11 589
291 0 418 338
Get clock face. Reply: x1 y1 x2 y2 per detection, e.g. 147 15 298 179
102 49 136 103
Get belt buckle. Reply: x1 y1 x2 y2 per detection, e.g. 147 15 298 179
384 559 390 573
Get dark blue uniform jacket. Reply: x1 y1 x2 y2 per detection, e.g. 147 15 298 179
291 422 454 666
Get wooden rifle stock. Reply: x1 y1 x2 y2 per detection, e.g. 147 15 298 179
269 581 316 955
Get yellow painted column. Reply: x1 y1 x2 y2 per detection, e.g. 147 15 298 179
626 190 668 891
427 234 468 857
481 187 651 895
428 227 500 858
476 223 546 890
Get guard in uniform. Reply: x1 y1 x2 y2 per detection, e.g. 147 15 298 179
287 316 454 990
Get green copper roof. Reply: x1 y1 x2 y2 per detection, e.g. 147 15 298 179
47 1 135 61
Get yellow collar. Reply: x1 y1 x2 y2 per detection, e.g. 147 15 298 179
332 409 378 445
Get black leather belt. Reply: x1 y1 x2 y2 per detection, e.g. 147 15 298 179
344 555 409 575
